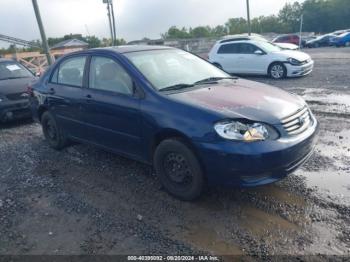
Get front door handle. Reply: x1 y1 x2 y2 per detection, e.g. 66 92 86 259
86 94 92 99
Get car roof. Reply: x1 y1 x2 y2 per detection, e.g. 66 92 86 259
94 45 174 54
218 34 267 44
0 58 16 63
217 39 265 45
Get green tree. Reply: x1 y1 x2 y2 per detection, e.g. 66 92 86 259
278 2 302 32
189 26 212 38
225 18 248 34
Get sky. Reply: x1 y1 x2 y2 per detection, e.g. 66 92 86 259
0 0 303 47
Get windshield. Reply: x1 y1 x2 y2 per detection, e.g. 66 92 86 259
124 49 230 90
0 61 33 80
257 42 282 52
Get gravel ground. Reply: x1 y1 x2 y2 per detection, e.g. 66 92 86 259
0 47 349 258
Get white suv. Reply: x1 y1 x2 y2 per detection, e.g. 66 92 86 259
208 39 314 79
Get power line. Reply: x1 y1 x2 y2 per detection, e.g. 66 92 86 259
0 34 41 48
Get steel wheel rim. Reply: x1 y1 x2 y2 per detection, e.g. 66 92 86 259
163 152 193 187
271 65 284 79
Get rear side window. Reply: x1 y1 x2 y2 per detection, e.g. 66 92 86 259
89 56 133 95
51 56 86 87
217 43 239 54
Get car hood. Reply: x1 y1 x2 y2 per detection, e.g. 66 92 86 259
273 50 310 61
167 79 306 125
0 77 34 95
274 43 299 50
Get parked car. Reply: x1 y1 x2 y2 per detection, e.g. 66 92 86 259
272 34 306 47
220 34 300 51
0 58 36 123
332 29 350 36
208 39 314 79
30 46 318 200
330 32 350 47
305 34 336 48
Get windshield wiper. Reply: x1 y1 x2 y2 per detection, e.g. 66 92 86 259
0 76 29 80
194 76 238 85
159 76 238 92
159 83 195 92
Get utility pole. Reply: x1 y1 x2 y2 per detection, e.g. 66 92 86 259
32 0 52 65
299 14 304 49
110 0 117 45
103 0 116 46
246 0 251 36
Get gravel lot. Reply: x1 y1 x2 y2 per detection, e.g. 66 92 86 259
0 47 349 257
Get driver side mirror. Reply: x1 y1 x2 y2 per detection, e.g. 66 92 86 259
254 50 264 55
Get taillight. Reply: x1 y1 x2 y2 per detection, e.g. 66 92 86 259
27 85 34 97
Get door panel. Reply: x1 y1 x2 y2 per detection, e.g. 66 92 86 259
216 43 240 73
46 56 87 137
80 56 142 158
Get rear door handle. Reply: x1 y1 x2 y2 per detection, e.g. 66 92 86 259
86 94 92 99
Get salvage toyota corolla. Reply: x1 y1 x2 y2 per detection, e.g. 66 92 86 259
30 46 319 200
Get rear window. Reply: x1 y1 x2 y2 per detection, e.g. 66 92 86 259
0 61 33 81
217 43 239 54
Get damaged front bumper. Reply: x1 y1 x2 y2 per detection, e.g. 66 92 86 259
194 117 319 187
0 99 31 123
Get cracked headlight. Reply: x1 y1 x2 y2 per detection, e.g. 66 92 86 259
214 121 279 142
287 57 302 66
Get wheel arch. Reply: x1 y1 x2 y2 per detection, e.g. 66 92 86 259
37 105 48 122
267 61 287 77
150 128 206 176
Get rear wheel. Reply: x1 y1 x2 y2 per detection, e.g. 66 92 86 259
154 139 205 201
269 62 287 79
41 111 68 150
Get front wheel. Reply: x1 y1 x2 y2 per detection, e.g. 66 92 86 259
269 62 287 79
154 139 205 201
41 111 68 150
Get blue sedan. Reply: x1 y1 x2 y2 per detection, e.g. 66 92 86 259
330 32 350 47
29 46 318 200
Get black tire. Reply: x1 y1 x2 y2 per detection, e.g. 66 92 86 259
268 62 287 79
345 41 350 47
41 111 68 150
154 139 205 201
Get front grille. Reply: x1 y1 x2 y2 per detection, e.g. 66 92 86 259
281 107 312 136
6 92 27 101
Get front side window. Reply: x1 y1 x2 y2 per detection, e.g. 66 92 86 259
0 61 33 81
89 56 133 95
56 56 86 87
125 49 229 91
